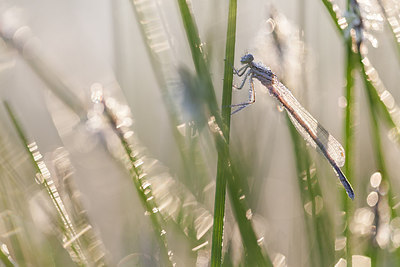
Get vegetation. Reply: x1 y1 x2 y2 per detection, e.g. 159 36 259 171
0 0 399 266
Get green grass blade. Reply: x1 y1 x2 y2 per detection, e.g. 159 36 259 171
377 0 400 61
220 0 237 125
360 57 398 265
211 0 237 265
320 0 346 36
358 55 400 145
176 1 271 265
358 54 398 219
176 0 220 120
321 1 400 264
287 114 335 267
286 118 319 267
4 102 88 266
320 0 400 147
103 101 174 266
0 243 15 267
211 158 228 267
268 16 334 264
3 102 41 174
129 0 190 167
225 158 271 266
341 40 357 265
343 43 356 189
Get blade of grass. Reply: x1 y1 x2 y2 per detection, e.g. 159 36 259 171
267 16 335 265
360 56 400 265
98 96 216 263
286 119 319 267
319 3 400 262
3 101 88 266
287 114 335 267
0 136 46 265
211 0 237 265
0 170 26 265
0 243 15 267
358 55 400 144
128 0 197 182
320 0 347 34
176 0 221 125
102 100 174 266
176 1 271 265
320 0 400 148
340 33 358 265
377 0 400 61
358 53 399 221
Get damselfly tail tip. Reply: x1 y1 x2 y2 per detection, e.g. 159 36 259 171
343 179 355 200
347 189 355 200
342 178 355 200
334 165 355 200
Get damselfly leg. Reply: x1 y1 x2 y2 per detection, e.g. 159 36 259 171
233 69 251 89
231 73 256 115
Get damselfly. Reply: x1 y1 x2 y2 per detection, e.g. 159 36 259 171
231 53 354 200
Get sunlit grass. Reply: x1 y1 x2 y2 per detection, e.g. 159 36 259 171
0 0 400 266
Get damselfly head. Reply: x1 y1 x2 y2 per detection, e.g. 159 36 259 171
240 53 254 64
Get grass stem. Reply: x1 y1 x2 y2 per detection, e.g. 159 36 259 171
211 0 237 265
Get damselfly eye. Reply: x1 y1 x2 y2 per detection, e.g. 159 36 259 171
240 53 254 64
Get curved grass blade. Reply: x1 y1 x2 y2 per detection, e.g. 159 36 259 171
128 0 195 177
376 0 400 60
102 98 175 266
176 0 271 265
0 242 16 267
321 0 400 263
51 147 109 265
259 10 336 264
359 55 399 221
321 0 400 147
287 118 335 266
4 102 88 266
98 96 216 263
0 134 47 265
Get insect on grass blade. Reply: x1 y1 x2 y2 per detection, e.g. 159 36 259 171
232 53 354 200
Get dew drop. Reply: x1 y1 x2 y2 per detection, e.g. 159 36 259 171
338 96 347 108
366 191 379 207
265 18 276 34
272 253 287 267
35 173 44 184
352 255 371 266
335 258 346 267
370 172 382 188
335 236 346 251
1 244 9 254
90 83 103 103
246 209 253 220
